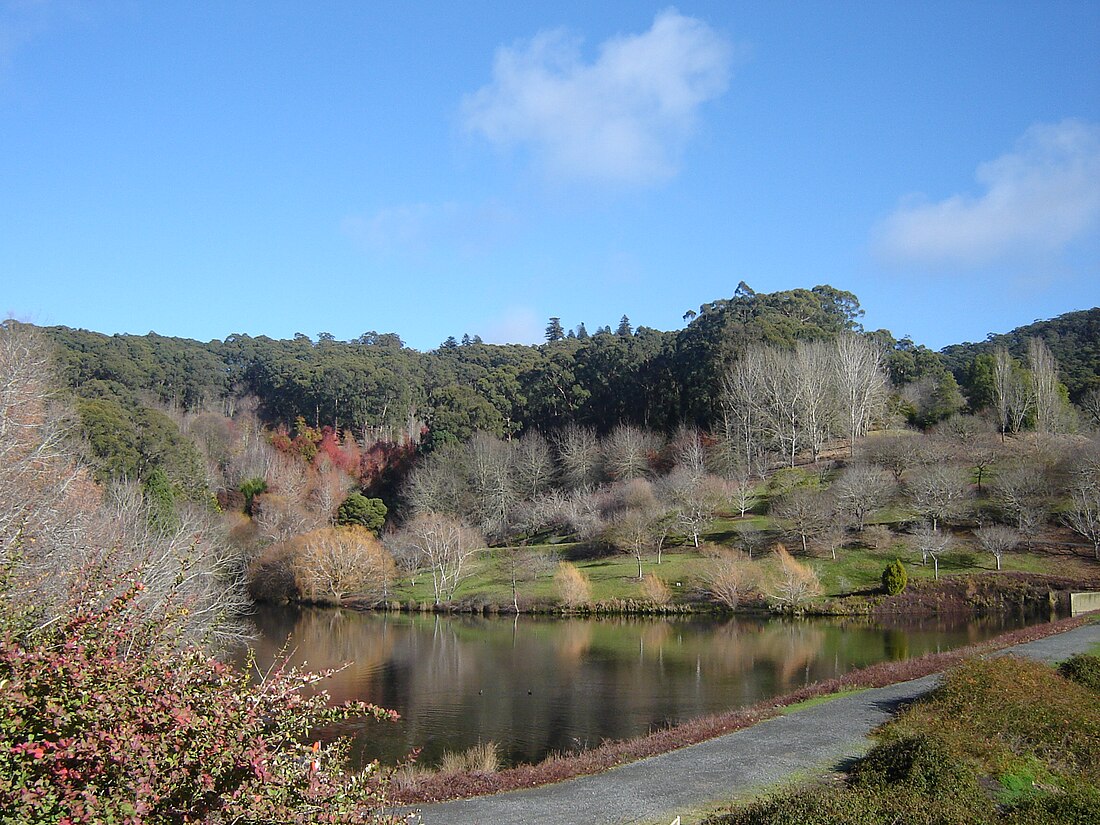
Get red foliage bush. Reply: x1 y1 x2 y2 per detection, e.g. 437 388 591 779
316 428 361 475
0 585 400 824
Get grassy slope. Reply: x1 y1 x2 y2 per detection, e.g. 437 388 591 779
387 522 1098 609
383 456 1100 608
703 651 1100 824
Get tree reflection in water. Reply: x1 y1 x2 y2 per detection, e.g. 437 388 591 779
238 607 1040 769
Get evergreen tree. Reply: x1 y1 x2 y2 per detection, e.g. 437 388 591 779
545 317 565 342
336 492 388 533
616 315 633 337
882 559 908 595
143 468 180 534
576 323 589 339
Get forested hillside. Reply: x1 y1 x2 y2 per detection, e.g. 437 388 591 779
941 307 1100 401
26 287 1100 505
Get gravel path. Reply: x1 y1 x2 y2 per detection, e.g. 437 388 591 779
406 622 1100 825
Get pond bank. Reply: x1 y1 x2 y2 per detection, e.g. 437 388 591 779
334 571 1095 618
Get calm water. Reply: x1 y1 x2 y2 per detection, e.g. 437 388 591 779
242 606 1046 768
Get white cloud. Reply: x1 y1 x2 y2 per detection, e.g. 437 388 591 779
462 8 733 186
341 200 517 259
874 119 1100 267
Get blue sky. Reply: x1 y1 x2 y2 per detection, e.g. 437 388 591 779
2 1 1098 351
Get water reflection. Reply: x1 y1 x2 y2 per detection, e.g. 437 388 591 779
239 607 1042 769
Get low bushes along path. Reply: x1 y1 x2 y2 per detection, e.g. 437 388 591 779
406 620 1100 825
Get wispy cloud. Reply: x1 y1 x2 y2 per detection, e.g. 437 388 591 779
462 8 733 186
341 200 518 259
0 1 87 77
479 306 542 345
874 119 1100 268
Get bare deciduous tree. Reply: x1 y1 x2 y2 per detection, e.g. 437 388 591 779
817 522 849 562
466 431 518 538
662 470 726 548
1063 481 1100 560
1081 387 1100 430
513 431 555 498
910 522 951 579
389 512 483 605
771 487 833 555
555 424 603 491
993 347 1032 439
735 522 768 560
603 424 659 481
859 434 924 482
974 524 1018 571
672 425 709 480
403 447 469 516
1028 338 1065 434
907 465 972 532
719 352 768 476
758 345 802 467
308 457 353 524
730 474 757 518
834 333 888 455
504 548 557 612
252 492 319 545
833 464 895 531
0 321 248 647
606 507 663 579
991 460 1052 548
792 340 836 462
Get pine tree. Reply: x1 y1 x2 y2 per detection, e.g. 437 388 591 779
545 317 565 342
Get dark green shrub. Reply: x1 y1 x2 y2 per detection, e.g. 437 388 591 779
851 733 977 796
1058 653 1100 693
703 786 883 825
142 467 180 533
704 782 991 825
1003 783 1100 825
336 492 387 533
882 558 908 595
238 476 268 515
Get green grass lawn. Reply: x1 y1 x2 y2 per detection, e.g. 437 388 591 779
390 545 714 606
387 533 1092 608
385 495 1099 608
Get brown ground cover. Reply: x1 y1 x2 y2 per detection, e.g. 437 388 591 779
831 571 1100 616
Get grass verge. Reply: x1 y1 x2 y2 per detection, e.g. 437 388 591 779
778 687 867 715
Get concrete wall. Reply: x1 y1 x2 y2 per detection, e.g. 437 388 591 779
1070 592 1100 616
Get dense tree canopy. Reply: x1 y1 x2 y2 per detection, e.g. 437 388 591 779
32 293 1099 496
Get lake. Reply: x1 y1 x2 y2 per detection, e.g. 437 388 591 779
242 606 1046 769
